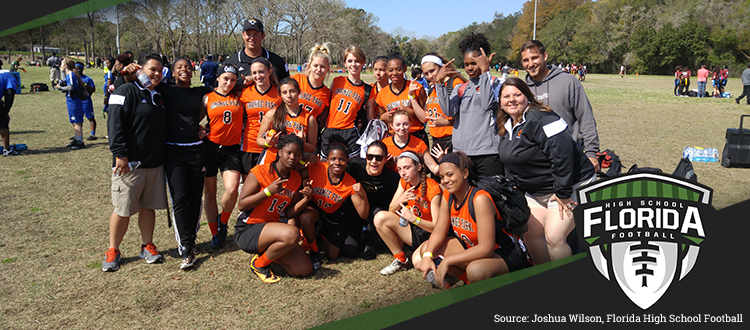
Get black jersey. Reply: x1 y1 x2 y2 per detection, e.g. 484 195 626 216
157 84 212 144
224 47 289 84
345 157 400 210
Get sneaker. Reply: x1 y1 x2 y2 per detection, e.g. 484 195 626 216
250 255 280 283
210 234 221 250
309 250 321 271
180 252 196 270
102 247 121 272
380 258 408 275
363 245 376 260
3 149 18 156
139 242 165 264
86 135 98 141
736 98 741 104
425 269 450 289
65 139 77 147
69 136 75 141
216 216 228 247
70 140 85 150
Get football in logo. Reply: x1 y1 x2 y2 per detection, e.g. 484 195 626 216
575 172 712 310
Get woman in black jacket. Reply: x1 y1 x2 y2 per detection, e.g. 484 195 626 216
496 77 595 265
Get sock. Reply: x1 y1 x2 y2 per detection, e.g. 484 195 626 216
208 221 218 236
458 272 470 284
91 131 95 136
306 237 318 252
394 251 406 263
220 211 231 224
254 253 273 268
76 135 84 142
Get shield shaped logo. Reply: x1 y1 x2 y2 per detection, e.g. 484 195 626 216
576 172 712 310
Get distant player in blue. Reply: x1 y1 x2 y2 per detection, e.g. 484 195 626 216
1 72 19 156
200 55 219 88
103 57 115 117
75 62 98 140
56 58 86 150
161 54 174 85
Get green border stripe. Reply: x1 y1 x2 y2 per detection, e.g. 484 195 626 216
313 253 587 330
589 180 703 202
0 0 133 38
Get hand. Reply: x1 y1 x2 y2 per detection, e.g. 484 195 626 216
265 131 281 147
243 75 254 87
396 204 416 223
198 126 207 140
268 177 289 195
299 180 313 199
589 156 601 172
427 112 451 128
113 156 130 176
123 63 140 75
408 81 421 98
434 261 449 288
379 111 393 123
435 59 457 83
550 194 576 220
477 48 496 74
294 129 306 141
430 144 448 162
417 256 436 279
352 182 366 197
397 186 416 205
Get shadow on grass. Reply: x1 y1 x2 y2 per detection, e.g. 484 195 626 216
20 142 109 155
12 130 46 135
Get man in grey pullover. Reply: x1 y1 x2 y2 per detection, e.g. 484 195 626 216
521 40 601 171
735 63 750 105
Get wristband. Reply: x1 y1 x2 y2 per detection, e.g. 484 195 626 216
408 95 414 100
264 142 271 148
263 187 272 197
422 252 433 259
299 159 307 165
414 217 422 225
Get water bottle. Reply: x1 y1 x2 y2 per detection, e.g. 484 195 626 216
399 217 408 227
135 69 152 88
425 269 450 289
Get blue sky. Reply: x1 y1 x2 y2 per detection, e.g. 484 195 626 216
343 0 526 39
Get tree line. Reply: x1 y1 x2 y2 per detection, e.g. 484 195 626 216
1 0 748 75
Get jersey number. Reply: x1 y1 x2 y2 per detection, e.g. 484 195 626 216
300 103 314 114
223 110 233 124
267 199 289 215
426 107 439 118
336 99 353 114
316 199 332 209
258 111 265 123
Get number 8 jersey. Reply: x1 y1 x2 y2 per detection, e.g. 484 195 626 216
242 163 302 224
205 91 244 146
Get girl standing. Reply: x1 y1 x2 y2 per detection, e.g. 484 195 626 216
56 58 86 150
239 58 282 172
376 53 428 145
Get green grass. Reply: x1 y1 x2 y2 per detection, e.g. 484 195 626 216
0 67 747 329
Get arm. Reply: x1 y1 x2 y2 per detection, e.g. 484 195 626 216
107 88 131 175
571 81 601 165
256 109 277 148
422 149 440 176
350 183 370 219
286 180 313 218
388 184 410 213
304 115 318 153
438 194 497 273
409 82 428 123
2 89 15 112
238 172 289 212
396 194 440 234
366 98 376 121
417 194 451 277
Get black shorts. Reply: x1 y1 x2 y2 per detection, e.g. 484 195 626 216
204 140 243 177
320 127 360 158
453 232 529 273
411 129 429 147
469 154 504 177
316 203 362 249
241 152 261 174
0 106 8 130
234 214 267 254
410 223 431 248
431 136 452 153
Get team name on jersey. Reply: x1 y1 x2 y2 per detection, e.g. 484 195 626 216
451 216 475 232
209 99 240 110
333 88 362 103
385 100 411 112
276 188 295 198
312 187 344 204
286 120 306 133
426 94 439 104
299 93 323 108
245 100 278 109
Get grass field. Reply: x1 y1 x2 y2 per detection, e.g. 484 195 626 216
0 67 748 329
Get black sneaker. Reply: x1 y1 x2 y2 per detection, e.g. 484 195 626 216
86 135 98 141
70 140 85 150
309 250 321 271
66 139 77 147
216 215 228 247
363 245 376 260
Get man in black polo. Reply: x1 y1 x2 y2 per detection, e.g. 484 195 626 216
224 17 289 89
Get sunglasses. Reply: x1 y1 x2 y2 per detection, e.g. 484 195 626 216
366 154 385 161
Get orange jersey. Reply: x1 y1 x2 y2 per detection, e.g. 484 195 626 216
400 177 441 222
205 91 243 146
260 109 312 165
376 80 425 133
242 164 302 224
307 162 357 213
443 187 500 249
426 78 462 138
326 76 376 130
292 73 331 118
239 84 281 153
382 134 428 171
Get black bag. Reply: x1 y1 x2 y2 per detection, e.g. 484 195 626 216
471 175 531 238
673 157 698 182
721 115 750 168
596 149 624 177
354 84 373 134
628 164 662 173
73 81 90 101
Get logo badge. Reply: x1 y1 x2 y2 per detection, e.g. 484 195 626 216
574 172 713 310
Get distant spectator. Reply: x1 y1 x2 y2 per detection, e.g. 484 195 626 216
697 64 710 98
720 65 729 95
410 67 429 94
674 66 682 96
711 66 721 97
1 72 19 156
47 52 62 85
75 62 99 141
735 63 750 105
199 55 219 88
10 56 24 73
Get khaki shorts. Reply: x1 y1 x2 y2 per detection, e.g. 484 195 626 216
525 175 596 209
111 166 168 217
49 68 60 82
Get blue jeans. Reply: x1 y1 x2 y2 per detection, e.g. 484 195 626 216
698 81 707 98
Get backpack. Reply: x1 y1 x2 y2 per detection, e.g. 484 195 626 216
462 175 531 238
596 149 624 177
73 80 90 100
355 119 388 158
627 164 662 174
672 157 698 182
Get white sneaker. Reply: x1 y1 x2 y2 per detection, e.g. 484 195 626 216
180 252 196 270
379 258 408 275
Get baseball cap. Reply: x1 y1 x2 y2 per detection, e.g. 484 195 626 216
243 18 264 33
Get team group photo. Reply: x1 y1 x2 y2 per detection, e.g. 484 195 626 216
1 0 749 328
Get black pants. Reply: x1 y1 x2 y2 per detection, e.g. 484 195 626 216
469 154 505 177
164 144 206 258
737 85 750 104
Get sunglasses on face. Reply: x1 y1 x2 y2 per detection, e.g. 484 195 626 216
366 154 385 161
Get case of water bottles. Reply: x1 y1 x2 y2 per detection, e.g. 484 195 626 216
682 147 719 162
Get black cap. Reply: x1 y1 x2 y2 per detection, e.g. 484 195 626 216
206 54 213 60
243 18 264 33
